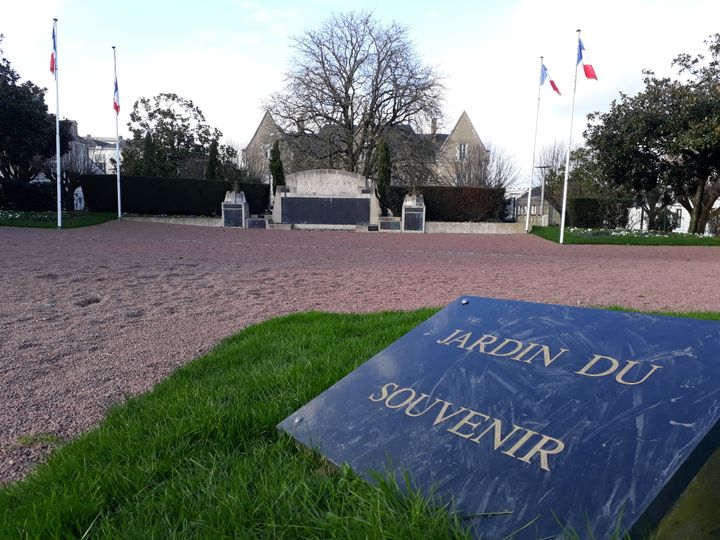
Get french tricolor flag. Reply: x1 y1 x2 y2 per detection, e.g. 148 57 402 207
540 63 561 95
50 22 57 75
113 78 120 114
577 38 597 80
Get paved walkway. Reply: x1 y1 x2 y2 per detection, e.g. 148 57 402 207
1 221 718 483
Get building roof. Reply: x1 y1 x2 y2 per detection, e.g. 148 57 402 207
244 111 281 152
515 186 549 200
438 111 484 152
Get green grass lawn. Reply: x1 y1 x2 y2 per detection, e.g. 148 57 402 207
532 226 720 246
1 309 719 539
0 309 471 539
0 211 116 228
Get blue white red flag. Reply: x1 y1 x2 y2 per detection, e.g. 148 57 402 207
50 22 57 75
577 38 597 80
540 63 561 95
113 78 120 114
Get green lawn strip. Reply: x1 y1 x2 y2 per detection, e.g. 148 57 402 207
2 308 719 539
0 309 469 539
0 211 116 228
532 226 720 246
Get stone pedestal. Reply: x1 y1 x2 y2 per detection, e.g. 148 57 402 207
222 191 249 227
401 193 425 233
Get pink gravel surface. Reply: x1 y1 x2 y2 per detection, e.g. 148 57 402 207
1 220 718 484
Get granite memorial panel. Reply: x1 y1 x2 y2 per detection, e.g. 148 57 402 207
278 296 720 539
403 208 424 231
281 197 371 225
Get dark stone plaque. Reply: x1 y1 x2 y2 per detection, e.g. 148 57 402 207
246 218 267 229
403 207 424 231
222 205 244 227
278 297 720 539
379 219 401 231
281 197 370 225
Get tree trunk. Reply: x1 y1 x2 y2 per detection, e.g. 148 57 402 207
687 178 706 234
646 206 660 230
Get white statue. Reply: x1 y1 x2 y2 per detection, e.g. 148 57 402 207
73 186 85 211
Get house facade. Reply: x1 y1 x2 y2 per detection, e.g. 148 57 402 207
35 121 121 181
627 202 719 235
242 111 487 187
430 111 488 186
242 112 283 183
511 186 560 226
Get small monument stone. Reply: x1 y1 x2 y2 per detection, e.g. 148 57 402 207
401 193 425 232
222 191 249 227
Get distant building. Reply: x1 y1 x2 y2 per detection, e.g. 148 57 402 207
513 186 560 226
39 121 126 179
85 134 125 174
429 111 489 186
242 111 488 187
242 112 283 183
627 202 719 235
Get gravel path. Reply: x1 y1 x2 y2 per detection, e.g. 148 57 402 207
1 221 718 484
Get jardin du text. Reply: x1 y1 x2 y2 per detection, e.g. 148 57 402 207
436 328 663 386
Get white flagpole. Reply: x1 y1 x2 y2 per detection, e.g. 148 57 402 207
559 30 581 245
525 56 544 233
113 46 122 218
53 19 62 229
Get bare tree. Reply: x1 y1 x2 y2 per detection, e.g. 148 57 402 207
440 144 489 187
435 141 517 189
267 11 444 180
482 143 520 189
384 126 437 187
536 140 566 187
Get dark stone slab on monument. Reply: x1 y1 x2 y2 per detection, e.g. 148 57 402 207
379 218 401 231
401 193 425 232
222 205 245 227
281 197 370 225
278 296 720 539
246 218 267 229
403 208 424 231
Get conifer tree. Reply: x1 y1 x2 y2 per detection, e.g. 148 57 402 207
268 140 285 193
376 139 391 216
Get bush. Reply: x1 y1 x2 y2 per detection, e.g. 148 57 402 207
567 198 632 229
78 175 270 216
386 185 505 222
0 180 55 211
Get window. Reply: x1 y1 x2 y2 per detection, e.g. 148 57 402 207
457 143 467 161
531 205 537 215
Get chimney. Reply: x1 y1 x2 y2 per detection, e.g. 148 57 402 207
431 118 437 144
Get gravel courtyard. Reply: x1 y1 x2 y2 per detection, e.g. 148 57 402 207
1 220 718 484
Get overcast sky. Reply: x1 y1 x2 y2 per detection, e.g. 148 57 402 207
3 0 718 185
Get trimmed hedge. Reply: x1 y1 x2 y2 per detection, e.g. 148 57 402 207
567 198 632 229
386 185 505 222
78 175 270 216
0 180 55 211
